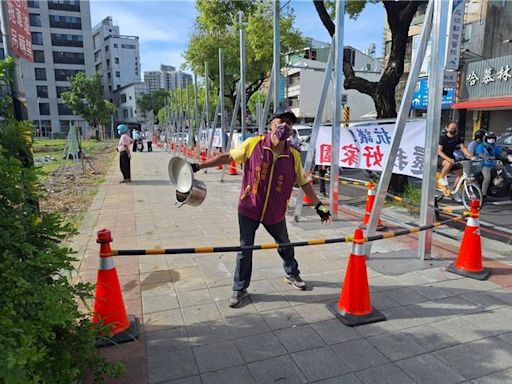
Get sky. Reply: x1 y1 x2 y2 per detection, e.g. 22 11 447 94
89 0 385 75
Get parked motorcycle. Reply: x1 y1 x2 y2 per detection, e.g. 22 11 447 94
480 154 512 199
136 138 144 152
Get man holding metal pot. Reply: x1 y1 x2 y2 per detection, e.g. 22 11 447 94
191 108 331 308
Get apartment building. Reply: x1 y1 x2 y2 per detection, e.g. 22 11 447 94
4 0 95 137
92 16 140 102
113 81 149 128
144 64 191 92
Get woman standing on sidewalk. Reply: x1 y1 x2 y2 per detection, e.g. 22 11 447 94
117 124 133 183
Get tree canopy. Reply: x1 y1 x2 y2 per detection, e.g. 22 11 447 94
61 72 114 131
137 89 171 120
184 0 304 109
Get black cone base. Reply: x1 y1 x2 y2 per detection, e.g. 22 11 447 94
446 263 491 281
96 315 139 348
326 301 385 327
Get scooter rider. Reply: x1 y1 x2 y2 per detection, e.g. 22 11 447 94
476 131 502 201
468 129 486 156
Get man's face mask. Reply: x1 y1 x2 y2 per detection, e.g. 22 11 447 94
487 139 496 144
448 127 457 135
275 123 292 141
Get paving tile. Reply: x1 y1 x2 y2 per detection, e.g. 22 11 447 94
291 346 349 382
463 308 512 334
355 363 415 384
383 287 430 306
293 302 336 323
331 339 389 372
411 284 456 301
224 313 271 339
396 353 466 384
142 293 180 314
187 320 233 346
471 368 512 384
498 331 512 345
248 355 307 384
201 365 256 384
181 303 223 325
434 337 512 379
260 306 306 330
354 318 399 337
431 316 495 343
146 326 190 355
459 291 511 311
161 375 202 384
147 348 198 383
144 308 185 331
177 288 214 308
368 330 426 361
310 319 362 344
275 324 325 353
235 331 286 363
313 373 363 384
400 323 458 352
192 341 244 373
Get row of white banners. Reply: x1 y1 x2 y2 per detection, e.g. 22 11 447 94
314 120 428 179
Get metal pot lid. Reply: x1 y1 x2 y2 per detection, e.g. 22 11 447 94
168 157 193 193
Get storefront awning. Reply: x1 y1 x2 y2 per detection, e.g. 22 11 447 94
452 97 512 110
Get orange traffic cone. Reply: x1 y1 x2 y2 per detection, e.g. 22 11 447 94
93 229 139 345
303 191 314 205
229 159 238 175
201 148 207 162
327 228 385 326
447 199 490 280
216 149 223 170
360 181 386 231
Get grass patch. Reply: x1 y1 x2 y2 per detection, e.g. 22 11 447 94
387 185 422 215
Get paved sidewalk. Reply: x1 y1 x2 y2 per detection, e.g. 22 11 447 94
75 148 512 384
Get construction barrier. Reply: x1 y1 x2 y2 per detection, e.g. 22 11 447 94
446 199 491 280
93 229 139 345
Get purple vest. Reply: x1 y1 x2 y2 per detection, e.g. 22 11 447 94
238 134 298 225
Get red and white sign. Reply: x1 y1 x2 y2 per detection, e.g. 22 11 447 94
6 0 33 62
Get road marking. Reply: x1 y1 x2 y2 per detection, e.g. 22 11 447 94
491 201 512 206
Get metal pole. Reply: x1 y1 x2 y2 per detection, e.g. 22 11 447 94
293 46 334 221
204 62 210 150
329 0 346 219
260 64 274 134
365 0 434 255
187 79 192 148
193 73 199 146
220 84 241 182
273 0 280 112
418 0 449 260
207 99 220 156
219 48 225 153
239 11 247 140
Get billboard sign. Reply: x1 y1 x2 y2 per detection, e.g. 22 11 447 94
6 0 33 62
411 77 455 109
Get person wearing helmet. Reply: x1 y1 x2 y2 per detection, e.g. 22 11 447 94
468 129 486 156
117 124 133 183
476 131 502 200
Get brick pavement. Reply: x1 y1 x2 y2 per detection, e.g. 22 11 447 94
75 147 512 384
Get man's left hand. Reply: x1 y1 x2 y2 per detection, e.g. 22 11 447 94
315 202 332 223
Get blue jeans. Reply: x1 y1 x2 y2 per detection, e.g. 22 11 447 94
233 213 300 291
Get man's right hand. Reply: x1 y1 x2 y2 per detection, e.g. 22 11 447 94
190 163 200 173
447 158 455 165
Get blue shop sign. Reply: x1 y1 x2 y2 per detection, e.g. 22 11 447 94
411 77 455 109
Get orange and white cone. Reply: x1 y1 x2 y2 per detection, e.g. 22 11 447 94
360 181 386 231
216 149 223 170
229 159 238 175
447 199 490 280
93 229 139 345
327 228 385 326
303 191 314 205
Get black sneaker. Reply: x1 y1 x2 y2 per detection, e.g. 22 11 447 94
228 289 248 308
284 275 307 290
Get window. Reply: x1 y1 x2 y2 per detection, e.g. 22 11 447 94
94 51 100 61
28 0 40 8
121 44 136 49
105 45 109 52
116 85 120 89
123 109 128 118
48 0 80 12
0 48 4 60
35 68 46 80
58 103 73 115
33 50 45 63
113 43 118 48
51 33 83 47
107 72 111 79
116 71 120 78
56 86 70 98
54 68 82 81
121 94 127 103
95 63 102 72
53 51 84 64
343 48 355 67
49 15 82 29
31 32 43 45
115 57 119 64
106 59 110 66
39 103 50 115
29 13 42 27
60 120 70 133
36 85 48 98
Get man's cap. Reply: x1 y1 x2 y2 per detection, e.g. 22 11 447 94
271 107 297 124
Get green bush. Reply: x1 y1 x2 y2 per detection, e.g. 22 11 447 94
0 120 122 383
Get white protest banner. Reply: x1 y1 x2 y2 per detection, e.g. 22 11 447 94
315 120 427 179
206 128 224 148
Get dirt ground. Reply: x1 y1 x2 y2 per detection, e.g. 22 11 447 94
36 140 116 230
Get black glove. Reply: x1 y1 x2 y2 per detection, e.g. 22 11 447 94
315 202 331 223
190 163 200 173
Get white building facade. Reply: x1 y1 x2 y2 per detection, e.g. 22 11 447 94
4 0 95 137
113 82 149 128
285 45 382 123
144 64 191 92
92 16 140 102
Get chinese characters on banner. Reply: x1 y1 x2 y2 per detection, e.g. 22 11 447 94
6 0 33 62
314 120 427 179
